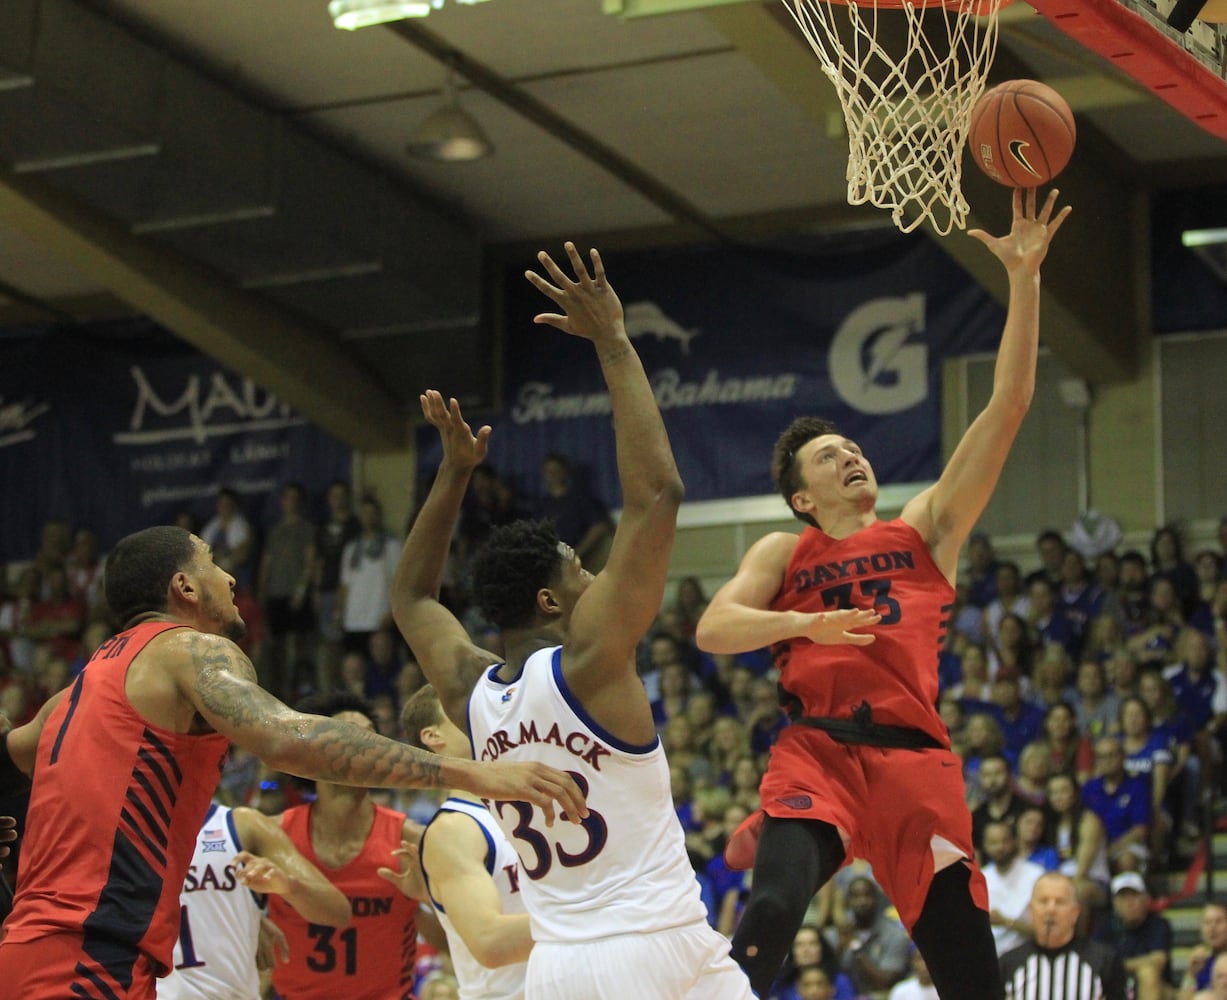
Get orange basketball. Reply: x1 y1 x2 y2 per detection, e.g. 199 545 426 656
967 80 1076 187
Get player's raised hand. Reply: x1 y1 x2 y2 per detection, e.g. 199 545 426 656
968 187 1071 275
800 607 881 646
420 389 490 471
525 242 625 344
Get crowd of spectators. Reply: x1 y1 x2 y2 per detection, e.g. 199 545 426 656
2 462 1226 999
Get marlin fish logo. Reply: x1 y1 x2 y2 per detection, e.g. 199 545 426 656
623 301 700 354
1007 139 1041 178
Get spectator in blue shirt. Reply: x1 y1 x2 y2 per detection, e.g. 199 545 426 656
990 673 1047 764
1083 737 1152 874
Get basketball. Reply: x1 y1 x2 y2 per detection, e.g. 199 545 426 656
967 80 1076 187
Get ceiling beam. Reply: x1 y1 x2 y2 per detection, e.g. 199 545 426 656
0 164 409 451
385 19 739 246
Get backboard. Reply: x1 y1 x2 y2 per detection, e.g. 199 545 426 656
1028 0 1227 142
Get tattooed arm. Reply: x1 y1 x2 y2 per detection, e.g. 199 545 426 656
169 631 586 824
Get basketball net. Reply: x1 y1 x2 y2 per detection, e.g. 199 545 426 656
787 0 1009 235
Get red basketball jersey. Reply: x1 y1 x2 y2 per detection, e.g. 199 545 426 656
270 803 418 1000
3 621 230 989
771 518 954 746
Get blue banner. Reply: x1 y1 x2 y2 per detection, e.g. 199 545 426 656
0 323 352 561
418 232 1005 508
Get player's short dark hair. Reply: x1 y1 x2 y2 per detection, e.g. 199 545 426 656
771 417 837 529
401 683 446 750
296 690 377 729
470 519 563 630
104 525 197 628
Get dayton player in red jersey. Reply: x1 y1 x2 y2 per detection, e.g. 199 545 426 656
0 526 583 999
269 692 422 1000
696 188 1071 1000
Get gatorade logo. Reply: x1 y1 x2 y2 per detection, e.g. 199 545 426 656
1008 139 1041 177
828 293 929 415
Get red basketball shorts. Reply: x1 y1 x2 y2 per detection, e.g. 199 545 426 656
759 725 988 930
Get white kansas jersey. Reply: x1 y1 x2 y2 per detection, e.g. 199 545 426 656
422 797 527 1000
157 803 263 1000
467 646 707 944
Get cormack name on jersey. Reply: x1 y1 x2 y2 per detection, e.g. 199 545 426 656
476 720 612 770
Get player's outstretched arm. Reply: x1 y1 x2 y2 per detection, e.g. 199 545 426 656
392 390 500 728
412 815 533 968
2 687 69 782
171 631 586 825
907 187 1071 577
526 243 684 674
696 532 879 653
231 806 351 928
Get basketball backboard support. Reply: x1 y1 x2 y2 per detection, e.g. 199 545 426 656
1026 0 1227 142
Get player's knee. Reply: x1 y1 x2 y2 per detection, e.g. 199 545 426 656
741 882 798 927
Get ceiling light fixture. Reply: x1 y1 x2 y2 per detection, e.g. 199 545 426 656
1182 226 1227 284
406 67 493 162
330 1 432 30
329 0 494 29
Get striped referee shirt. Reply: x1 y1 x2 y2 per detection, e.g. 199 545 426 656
999 939 1127 1000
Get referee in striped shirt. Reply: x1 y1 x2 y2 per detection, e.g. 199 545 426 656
1000 872 1127 1000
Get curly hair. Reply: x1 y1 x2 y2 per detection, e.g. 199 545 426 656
470 519 563 630
104 525 197 628
771 416 837 528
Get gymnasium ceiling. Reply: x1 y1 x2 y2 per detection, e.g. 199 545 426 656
2 0 1226 451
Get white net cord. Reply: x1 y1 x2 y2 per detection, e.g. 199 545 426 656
787 0 1007 235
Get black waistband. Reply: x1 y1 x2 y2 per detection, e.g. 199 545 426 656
782 695 945 751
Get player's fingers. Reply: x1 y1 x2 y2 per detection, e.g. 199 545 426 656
376 865 406 886
532 313 569 331
420 390 447 426
1046 204 1073 238
1038 187 1060 223
524 268 565 303
537 248 575 288
554 770 588 823
965 228 990 248
844 632 877 646
589 247 606 284
562 241 590 283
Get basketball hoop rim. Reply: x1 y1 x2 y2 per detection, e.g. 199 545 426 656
818 0 1012 13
